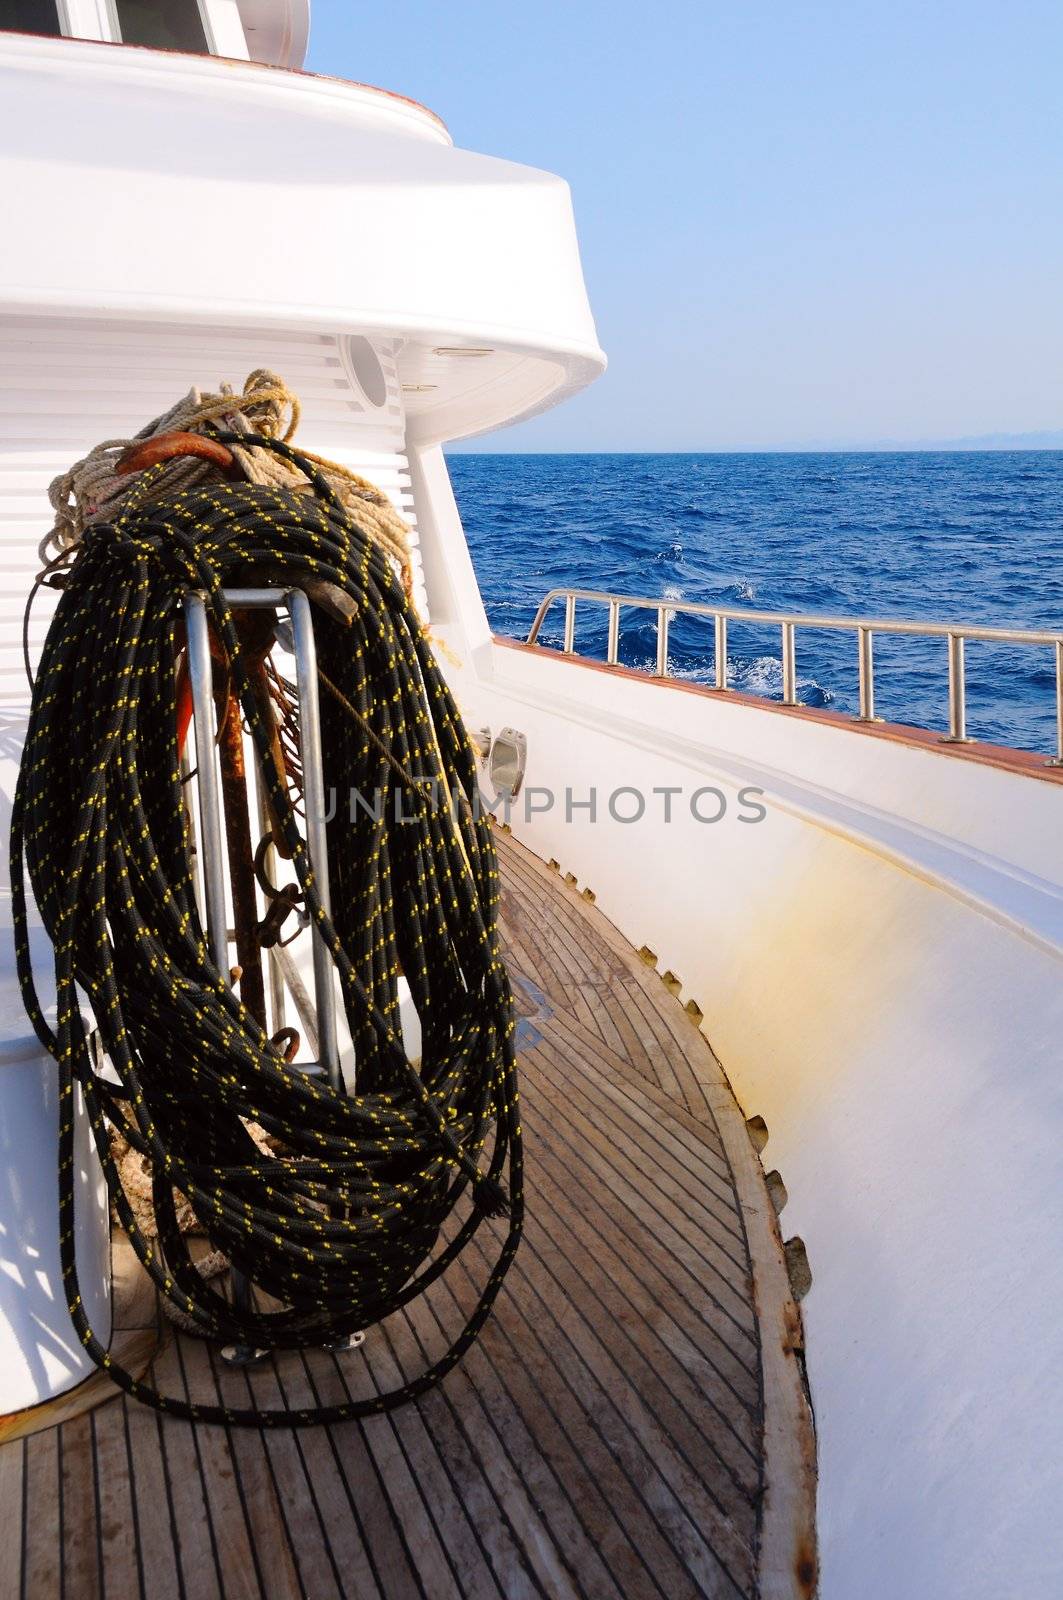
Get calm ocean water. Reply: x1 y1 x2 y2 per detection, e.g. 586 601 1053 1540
451 451 1063 756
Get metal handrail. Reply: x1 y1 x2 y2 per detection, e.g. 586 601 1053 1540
525 586 1063 764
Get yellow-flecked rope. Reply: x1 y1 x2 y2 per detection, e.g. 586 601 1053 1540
11 431 522 1427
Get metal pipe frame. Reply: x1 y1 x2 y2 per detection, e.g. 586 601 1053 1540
184 596 229 971
287 588 343 1093
182 588 343 1094
526 586 1063 763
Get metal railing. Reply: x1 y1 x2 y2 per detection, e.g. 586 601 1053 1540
525 586 1063 765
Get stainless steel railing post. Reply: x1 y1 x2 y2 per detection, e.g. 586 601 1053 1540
563 593 576 653
781 621 797 706
945 633 968 743
606 599 620 665
714 614 728 690
656 606 669 678
857 626 875 721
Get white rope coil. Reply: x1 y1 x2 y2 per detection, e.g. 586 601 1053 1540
44 368 414 594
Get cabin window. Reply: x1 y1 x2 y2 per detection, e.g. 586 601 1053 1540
112 0 209 53
0 0 63 35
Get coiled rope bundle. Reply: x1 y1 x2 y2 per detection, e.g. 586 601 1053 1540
11 429 522 1427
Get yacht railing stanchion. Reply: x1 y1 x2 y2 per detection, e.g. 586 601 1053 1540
714 614 729 690
857 626 875 721
656 605 669 677
606 599 620 665
781 621 797 705
946 632 968 742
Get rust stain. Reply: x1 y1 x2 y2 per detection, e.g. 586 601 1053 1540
783 1299 806 1355
794 1536 818 1596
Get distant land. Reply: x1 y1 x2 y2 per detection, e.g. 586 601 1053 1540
839 429 1063 453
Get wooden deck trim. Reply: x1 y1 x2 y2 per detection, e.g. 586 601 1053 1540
692 1043 819 1599
494 632 1063 788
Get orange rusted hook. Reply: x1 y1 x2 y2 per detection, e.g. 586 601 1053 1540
115 431 237 478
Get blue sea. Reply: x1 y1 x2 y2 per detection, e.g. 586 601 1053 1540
450 452 1063 757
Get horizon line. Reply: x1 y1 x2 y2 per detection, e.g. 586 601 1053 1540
447 443 1063 457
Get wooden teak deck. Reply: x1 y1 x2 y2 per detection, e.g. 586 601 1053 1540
0 830 816 1600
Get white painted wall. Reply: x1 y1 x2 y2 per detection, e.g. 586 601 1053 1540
0 314 426 702
0 716 112 1411
434 617 1063 1600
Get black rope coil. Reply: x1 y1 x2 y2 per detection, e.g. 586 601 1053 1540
10 433 523 1427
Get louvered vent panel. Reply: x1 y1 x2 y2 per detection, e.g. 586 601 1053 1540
0 318 425 705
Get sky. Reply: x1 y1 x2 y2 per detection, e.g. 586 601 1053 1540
307 1 1063 452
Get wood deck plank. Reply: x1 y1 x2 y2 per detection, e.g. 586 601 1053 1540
266 1351 381 1598
22 1429 61 1600
171 1336 265 1600
524 1101 761 1405
119 1389 182 1600
378 1306 546 1600
312 1344 465 1600
148 1342 225 1600
429 1254 640 1600
397 1291 568 1600
58 1412 102 1600
461 1228 755 1599
363 1324 508 1600
526 1048 759 1349
90 1402 144 1600
438 1248 698 1600
295 1347 434 1600
240 1358 345 1600
0 1441 24 1600
206 1344 304 1600
523 1122 761 1440
528 1010 746 1240
499 847 727 1124
522 1157 761 1488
